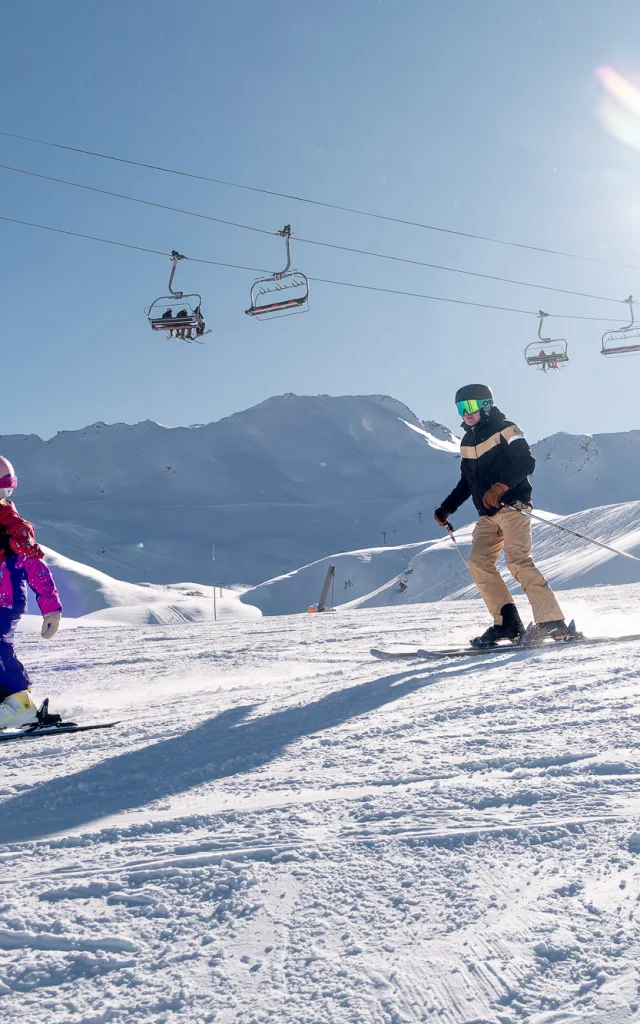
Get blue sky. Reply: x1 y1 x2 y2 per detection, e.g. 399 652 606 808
2 0 640 442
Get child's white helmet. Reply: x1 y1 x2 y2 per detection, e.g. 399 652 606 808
0 456 17 498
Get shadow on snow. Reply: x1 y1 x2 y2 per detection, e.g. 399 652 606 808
1 659 485 844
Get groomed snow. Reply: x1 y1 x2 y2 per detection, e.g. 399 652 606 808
2 583 640 1022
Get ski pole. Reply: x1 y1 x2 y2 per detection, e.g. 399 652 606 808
445 521 472 572
502 503 640 566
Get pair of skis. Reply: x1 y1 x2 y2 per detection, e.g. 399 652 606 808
371 630 640 662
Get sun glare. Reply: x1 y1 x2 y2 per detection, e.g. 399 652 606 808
595 64 640 150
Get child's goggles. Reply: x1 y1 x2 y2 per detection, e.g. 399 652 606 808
456 398 493 417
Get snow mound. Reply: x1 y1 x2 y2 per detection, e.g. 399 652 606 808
27 547 260 625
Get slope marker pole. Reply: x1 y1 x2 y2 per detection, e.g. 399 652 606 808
212 543 217 621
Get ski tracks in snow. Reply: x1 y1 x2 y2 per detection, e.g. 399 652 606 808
2 594 640 1021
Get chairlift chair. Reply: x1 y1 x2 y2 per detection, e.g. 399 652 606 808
245 226 310 319
524 311 569 371
601 295 640 356
146 251 211 342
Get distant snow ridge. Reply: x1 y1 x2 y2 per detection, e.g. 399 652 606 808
2 394 459 586
532 429 640 512
242 500 640 616
400 417 461 453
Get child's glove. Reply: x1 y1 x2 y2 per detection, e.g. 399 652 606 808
41 611 61 640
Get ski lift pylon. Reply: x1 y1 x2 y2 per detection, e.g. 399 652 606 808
601 295 640 356
146 250 211 343
245 225 310 319
524 311 569 371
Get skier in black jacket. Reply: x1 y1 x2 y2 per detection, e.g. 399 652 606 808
434 384 568 647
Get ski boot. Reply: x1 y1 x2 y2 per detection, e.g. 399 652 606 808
524 619 583 644
0 690 39 730
471 603 525 648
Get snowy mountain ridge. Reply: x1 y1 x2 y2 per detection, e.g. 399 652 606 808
1 392 639 585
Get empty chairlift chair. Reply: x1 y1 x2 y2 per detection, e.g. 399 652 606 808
245 225 310 320
524 311 569 372
146 251 210 342
601 295 640 356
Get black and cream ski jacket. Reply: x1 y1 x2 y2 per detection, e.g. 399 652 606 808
440 407 535 518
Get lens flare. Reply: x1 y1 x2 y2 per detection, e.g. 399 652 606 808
596 65 640 117
595 65 640 151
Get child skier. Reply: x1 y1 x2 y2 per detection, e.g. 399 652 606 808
434 384 568 647
0 457 62 729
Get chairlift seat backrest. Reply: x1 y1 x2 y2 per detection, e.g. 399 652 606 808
601 327 640 356
147 293 204 329
524 338 568 367
150 312 203 330
525 351 569 365
600 296 640 356
602 339 640 356
246 225 310 320
245 270 310 319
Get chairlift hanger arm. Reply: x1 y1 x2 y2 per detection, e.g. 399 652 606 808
168 250 186 297
274 225 293 278
537 310 550 344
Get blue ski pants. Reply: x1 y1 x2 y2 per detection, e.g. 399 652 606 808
0 612 31 700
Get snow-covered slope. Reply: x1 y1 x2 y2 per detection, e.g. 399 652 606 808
1 394 459 587
3 588 640 1022
243 500 640 615
28 547 260 625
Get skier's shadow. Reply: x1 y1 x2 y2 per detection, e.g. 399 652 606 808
0 658 490 844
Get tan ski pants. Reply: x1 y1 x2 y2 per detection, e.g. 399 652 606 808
467 506 563 624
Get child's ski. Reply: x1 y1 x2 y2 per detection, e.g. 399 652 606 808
0 720 121 743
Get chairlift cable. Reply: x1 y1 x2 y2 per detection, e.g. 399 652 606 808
0 210 633 324
1 126 639 273
0 162 630 309
306 276 630 322
0 163 276 239
0 213 266 272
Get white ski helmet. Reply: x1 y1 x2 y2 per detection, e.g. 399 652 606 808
0 456 17 499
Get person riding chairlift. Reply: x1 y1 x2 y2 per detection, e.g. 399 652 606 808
175 308 189 340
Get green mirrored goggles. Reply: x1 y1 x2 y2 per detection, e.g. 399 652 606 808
456 398 493 416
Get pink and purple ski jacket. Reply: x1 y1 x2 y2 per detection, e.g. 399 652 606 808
0 500 61 619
